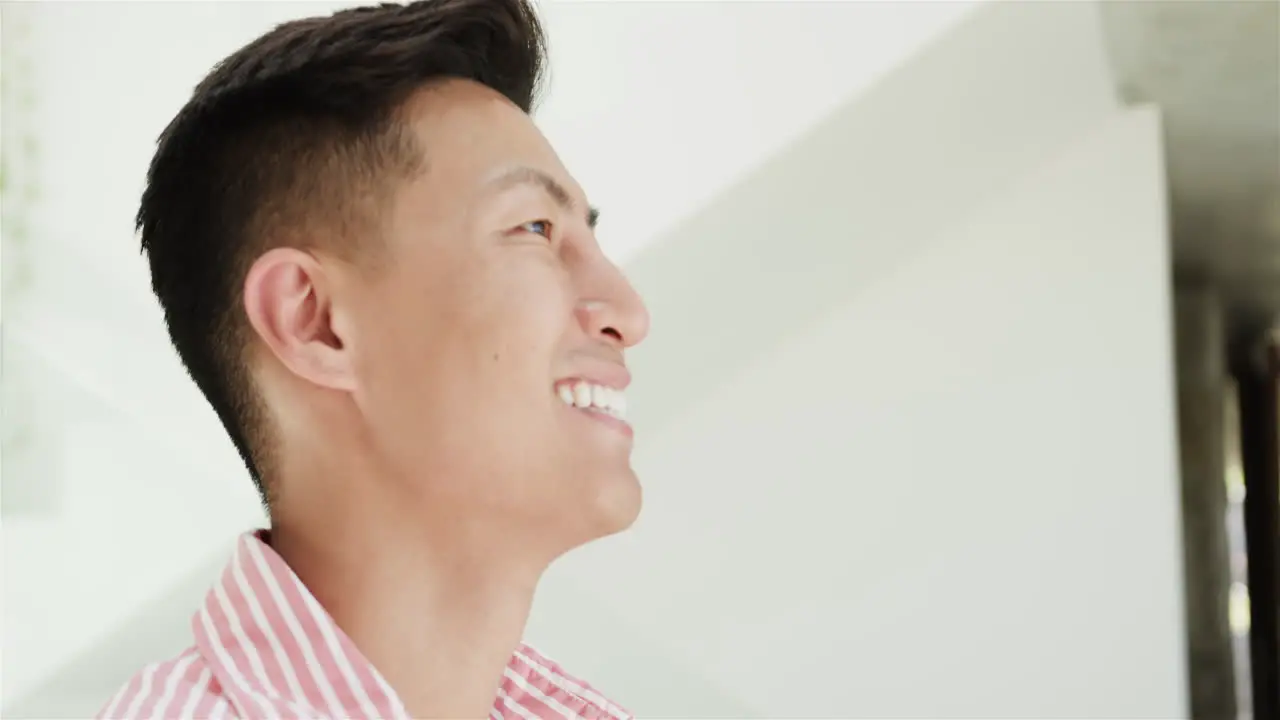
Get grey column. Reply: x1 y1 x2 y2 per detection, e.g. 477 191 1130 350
1175 279 1237 720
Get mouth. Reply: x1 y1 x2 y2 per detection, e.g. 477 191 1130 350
555 379 630 431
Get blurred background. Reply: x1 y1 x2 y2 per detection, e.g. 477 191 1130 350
2 1 1278 718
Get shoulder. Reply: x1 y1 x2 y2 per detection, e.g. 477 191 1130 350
95 647 232 719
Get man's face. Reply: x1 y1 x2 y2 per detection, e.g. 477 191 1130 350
338 80 649 550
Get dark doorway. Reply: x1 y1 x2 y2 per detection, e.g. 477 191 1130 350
1230 327 1280 720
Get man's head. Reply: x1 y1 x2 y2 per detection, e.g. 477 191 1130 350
141 0 649 550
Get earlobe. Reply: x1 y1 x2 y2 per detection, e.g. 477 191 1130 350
243 248 358 392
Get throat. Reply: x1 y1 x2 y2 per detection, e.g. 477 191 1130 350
268 517 544 718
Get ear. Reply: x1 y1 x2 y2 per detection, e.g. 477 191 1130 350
242 247 357 392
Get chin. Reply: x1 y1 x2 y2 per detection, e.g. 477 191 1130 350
578 466 643 542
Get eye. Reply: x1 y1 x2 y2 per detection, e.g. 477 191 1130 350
518 219 553 239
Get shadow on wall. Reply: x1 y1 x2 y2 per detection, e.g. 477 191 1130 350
619 0 1117 436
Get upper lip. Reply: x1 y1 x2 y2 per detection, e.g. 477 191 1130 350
557 362 631 391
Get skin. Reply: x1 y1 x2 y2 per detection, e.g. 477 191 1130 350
240 79 649 719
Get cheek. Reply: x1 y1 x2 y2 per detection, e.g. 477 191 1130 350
345 284 439 426
466 257 577 374
353 256 575 417
344 250 600 503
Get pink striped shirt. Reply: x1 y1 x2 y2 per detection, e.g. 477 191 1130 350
97 531 630 719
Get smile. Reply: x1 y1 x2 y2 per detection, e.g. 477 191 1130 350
555 379 627 422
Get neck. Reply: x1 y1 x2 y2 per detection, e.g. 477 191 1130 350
269 449 546 719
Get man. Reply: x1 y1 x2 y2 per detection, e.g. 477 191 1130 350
97 0 648 717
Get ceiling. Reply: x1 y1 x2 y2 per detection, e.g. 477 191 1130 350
1100 1 1280 314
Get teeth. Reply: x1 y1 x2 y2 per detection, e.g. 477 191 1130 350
557 380 627 420
573 383 592 408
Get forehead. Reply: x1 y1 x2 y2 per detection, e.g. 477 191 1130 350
401 80 577 197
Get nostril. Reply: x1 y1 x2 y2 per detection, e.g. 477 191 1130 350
601 326 622 342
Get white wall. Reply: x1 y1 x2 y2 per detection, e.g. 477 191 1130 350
516 6 1187 711
4 2 1188 718
536 0 979 263
568 107 1185 717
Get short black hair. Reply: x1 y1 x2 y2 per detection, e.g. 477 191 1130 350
138 0 547 508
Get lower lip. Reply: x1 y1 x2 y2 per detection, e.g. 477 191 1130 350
569 405 634 438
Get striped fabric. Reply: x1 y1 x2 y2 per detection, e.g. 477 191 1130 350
97 531 631 719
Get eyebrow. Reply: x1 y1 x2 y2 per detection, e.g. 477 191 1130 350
488 166 600 229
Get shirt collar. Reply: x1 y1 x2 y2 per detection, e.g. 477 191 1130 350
192 531 630 719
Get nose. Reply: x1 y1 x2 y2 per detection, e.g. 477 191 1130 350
576 260 650 349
